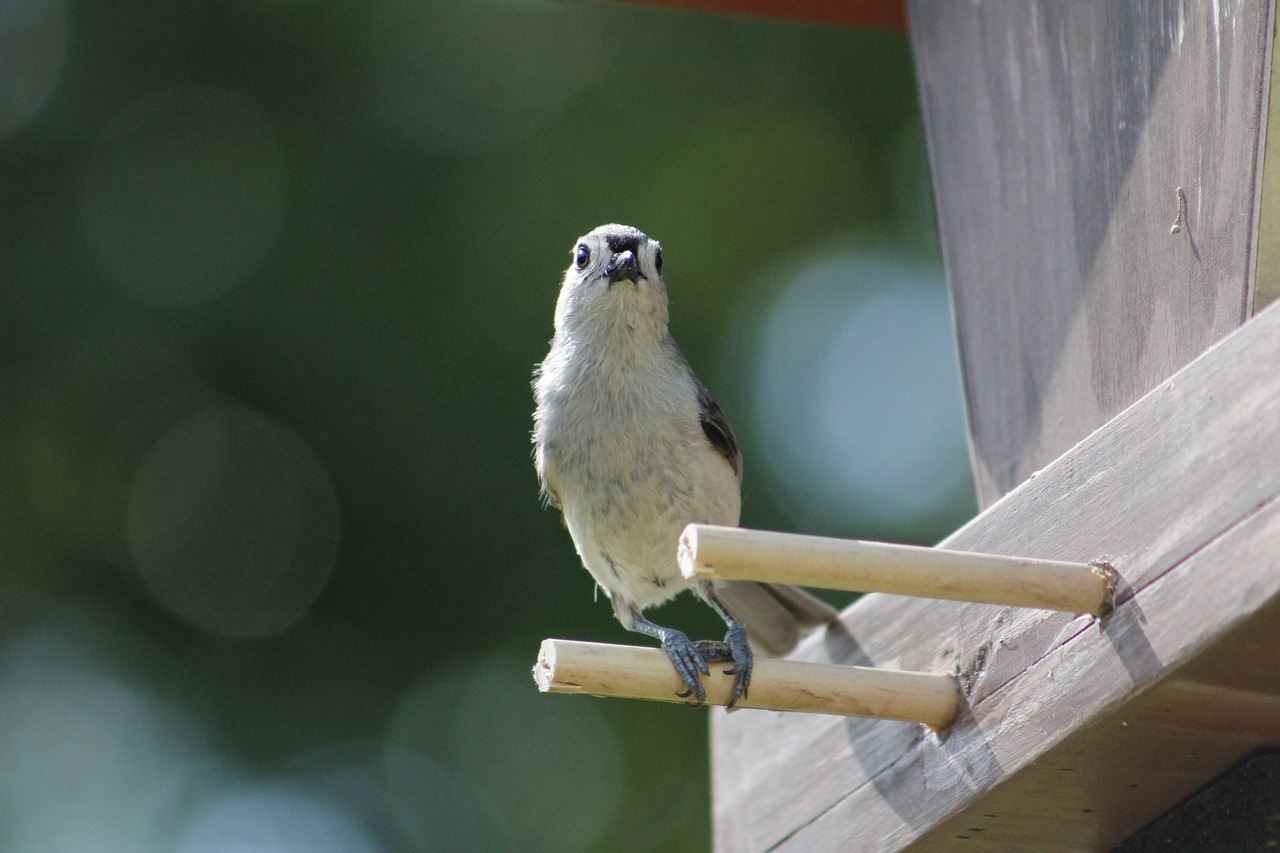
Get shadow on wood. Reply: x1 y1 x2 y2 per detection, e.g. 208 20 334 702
712 301 1280 851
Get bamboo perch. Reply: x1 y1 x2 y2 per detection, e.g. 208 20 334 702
534 639 959 728
679 524 1116 615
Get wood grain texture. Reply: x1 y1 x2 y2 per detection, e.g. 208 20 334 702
711 299 1280 851
534 639 958 724
910 0 1273 508
678 524 1110 614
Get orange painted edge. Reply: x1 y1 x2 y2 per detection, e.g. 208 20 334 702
614 0 908 30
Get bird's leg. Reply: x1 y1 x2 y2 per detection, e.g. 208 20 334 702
696 582 752 708
620 605 710 705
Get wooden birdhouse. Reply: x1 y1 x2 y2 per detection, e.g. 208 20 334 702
539 2 1280 849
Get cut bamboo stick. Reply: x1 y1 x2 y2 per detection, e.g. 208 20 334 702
534 638 959 728
679 524 1116 615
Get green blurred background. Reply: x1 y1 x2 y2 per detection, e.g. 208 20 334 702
0 1 977 850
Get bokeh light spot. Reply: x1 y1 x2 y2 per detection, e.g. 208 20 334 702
175 785 383 853
386 656 622 851
0 609 208 852
748 249 974 538
126 405 340 638
0 0 68 140
79 85 287 306
382 749 515 851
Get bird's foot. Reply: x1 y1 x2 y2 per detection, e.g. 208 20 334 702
660 628 710 706
697 625 752 708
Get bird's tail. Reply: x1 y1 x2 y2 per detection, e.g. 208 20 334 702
711 581 840 657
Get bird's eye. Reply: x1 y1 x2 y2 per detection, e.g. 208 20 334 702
654 247 663 274
574 244 590 269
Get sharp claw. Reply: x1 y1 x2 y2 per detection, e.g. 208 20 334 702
660 629 708 705
724 623 753 709
688 673 707 705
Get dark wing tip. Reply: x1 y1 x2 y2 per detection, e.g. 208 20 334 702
696 381 741 476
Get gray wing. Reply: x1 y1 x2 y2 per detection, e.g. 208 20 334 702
688 363 837 655
695 380 741 477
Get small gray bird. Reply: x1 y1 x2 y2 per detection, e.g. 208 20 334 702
532 224 837 707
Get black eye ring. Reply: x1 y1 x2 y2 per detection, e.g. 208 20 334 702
654 247 663 275
574 244 590 270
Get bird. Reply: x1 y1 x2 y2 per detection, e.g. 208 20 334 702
532 223 837 707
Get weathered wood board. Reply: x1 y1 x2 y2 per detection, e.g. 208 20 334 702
910 0 1274 508
711 299 1280 851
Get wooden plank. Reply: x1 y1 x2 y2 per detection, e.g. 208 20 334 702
794 500 1280 851
711 300 1280 852
909 0 1273 508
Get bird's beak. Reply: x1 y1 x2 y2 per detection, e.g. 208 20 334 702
605 250 640 284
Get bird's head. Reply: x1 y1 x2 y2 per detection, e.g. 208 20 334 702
553 223 670 342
